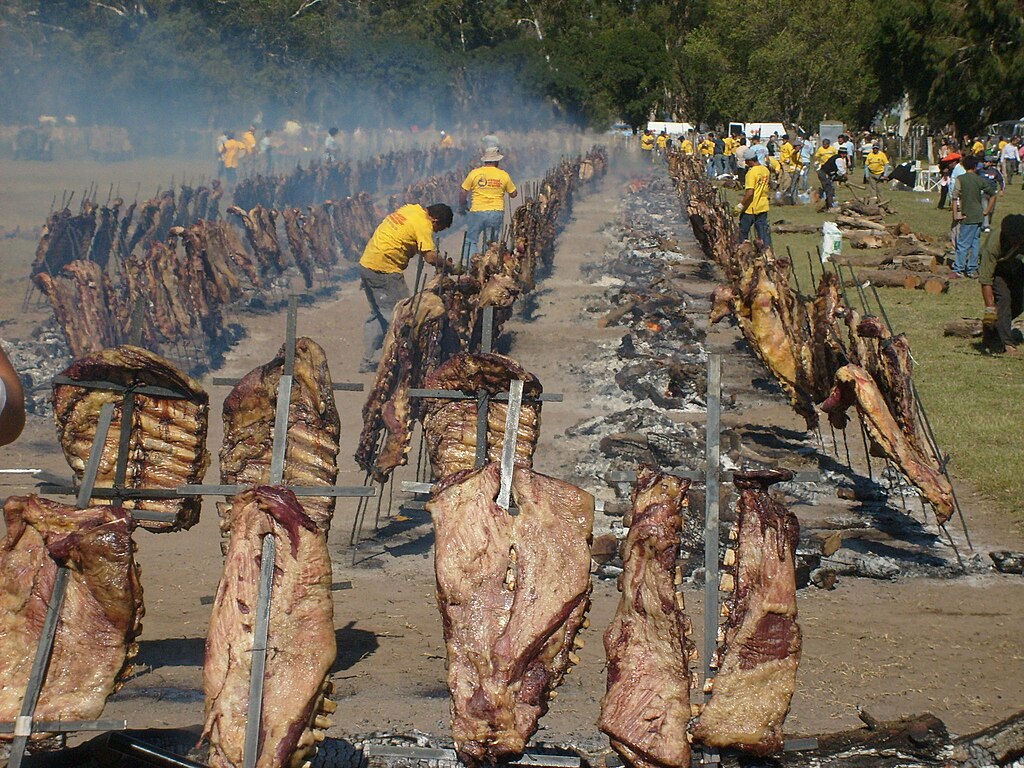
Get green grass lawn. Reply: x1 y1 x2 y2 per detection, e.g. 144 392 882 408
723 175 1024 524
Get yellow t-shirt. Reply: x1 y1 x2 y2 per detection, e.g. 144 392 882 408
999 140 1008 151
681 139 694 154
359 204 436 273
461 166 516 212
221 139 247 169
864 150 889 176
780 141 795 169
242 131 257 154
724 136 736 156
768 156 781 174
814 145 838 167
698 139 714 156
640 133 655 150
656 134 668 149
972 140 984 155
744 164 771 215
440 135 454 148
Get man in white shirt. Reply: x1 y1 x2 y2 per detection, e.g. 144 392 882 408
1001 137 1019 185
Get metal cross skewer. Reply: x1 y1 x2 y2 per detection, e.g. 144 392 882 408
496 379 525 511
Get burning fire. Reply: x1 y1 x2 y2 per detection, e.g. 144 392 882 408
645 321 663 332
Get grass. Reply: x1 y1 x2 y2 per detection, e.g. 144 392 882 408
721 175 1024 524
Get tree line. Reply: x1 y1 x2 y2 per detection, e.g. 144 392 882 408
0 0 1021 134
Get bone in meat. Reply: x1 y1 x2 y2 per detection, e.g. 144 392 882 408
220 338 340 533
427 463 594 766
0 497 143 739
599 467 694 768
202 487 335 768
421 353 542 479
821 365 954 523
53 346 210 532
692 469 801 756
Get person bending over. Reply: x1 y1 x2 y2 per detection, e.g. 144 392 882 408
357 203 454 372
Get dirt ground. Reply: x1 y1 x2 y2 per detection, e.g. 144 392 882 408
1 152 1023 761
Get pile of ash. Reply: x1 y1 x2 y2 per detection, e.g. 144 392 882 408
2 323 71 416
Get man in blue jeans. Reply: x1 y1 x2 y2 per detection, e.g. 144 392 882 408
460 147 517 259
951 155 997 278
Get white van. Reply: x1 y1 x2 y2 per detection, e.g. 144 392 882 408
728 121 787 139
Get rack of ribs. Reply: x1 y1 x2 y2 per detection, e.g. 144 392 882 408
599 467 695 768
421 353 542 479
426 463 594 766
0 496 143 740
821 364 954 524
220 338 340 533
692 469 801 756
202 487 336 768
52 345 211 532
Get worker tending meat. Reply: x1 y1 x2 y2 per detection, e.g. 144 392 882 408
599 467 695 768
693 469 801 756
52 345 211 532
427 463 594 766
0 496 143 741
421 353 542 479
357 202 453 373
202 486 336 768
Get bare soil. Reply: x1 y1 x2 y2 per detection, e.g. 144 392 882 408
1 153 1022 760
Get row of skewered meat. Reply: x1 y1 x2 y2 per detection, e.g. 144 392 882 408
2 341 342 768
669 153 954 524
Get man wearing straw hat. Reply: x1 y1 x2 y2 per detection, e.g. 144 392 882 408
460 147 518 257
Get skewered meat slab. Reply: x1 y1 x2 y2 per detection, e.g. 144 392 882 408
693 469 801 756
35 260 120 357
0 496 143 739
599 467 694 768
356 290 446 482
202 487 336 768
421 353 542 479
53 345 210 532
427 463 594 766
220 338 340 533
821 365 954 523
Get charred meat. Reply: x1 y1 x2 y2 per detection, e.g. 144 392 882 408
202 487 335 768
599 467 695 768
693 469 801 756
427 463 594 766
53 346 210 532
0 497 143 739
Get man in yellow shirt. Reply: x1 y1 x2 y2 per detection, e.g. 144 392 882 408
656 130 669 154
971 136 985 156
778 134 796 202
640 129 655 160
358 203 454 371
440 130 454 148
219 132 247 185
813 138 837 169
738 153 772 247
680 135 694 154
459 147 518 257
863 143 891 203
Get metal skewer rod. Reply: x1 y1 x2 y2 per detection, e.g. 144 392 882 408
242 534 276 768
496 379 524 511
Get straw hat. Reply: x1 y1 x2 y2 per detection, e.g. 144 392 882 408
481 148 504 162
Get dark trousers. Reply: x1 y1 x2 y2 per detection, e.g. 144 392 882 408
360 266 410 364
990 261 1024 349
739 212 772 248
817 169 835 209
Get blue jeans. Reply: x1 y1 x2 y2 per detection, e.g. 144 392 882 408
739 212 772 248
712 154 726 177
954 222 982 275
466 209 504 257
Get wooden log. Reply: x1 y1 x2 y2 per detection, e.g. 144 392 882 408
943 318 983 337
953 709 1024 768
784 711 950 767
844 269 949 292
772 223 819 234
836 214 888 232
846 231 894 249
598 299 637 327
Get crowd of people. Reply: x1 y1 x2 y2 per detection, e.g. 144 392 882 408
639 125 1024 356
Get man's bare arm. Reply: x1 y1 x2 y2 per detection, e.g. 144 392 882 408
0 347 26 446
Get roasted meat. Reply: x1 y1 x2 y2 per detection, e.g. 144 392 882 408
202 487 336 768
599 467 694 768
52 346 210 532
220 338 340 533
421 353 542 479
35 260 120 357
427 463 594 766
693 469 801 756
0 496 143 739
821 365 954 523
807 271 846 402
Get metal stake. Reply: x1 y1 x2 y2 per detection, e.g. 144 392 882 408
242 534 276 768
496 380 524 511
